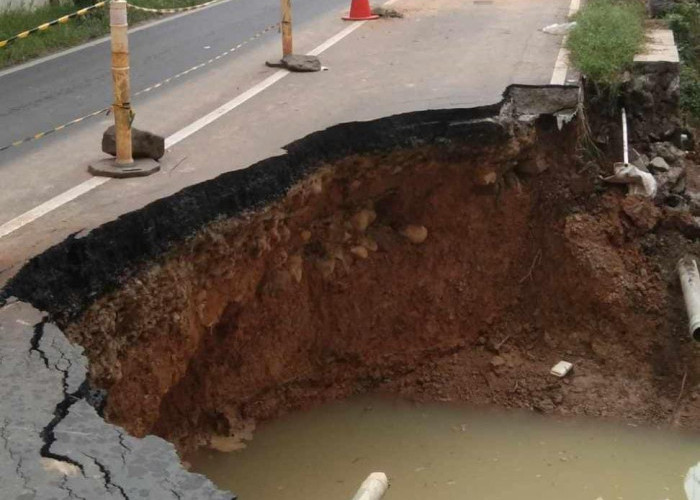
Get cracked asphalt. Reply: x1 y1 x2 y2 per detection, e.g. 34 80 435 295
0 300 234 499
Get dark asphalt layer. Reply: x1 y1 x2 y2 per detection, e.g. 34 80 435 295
0 0 347 150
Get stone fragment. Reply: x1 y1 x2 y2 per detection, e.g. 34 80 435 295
534 397 556 412
288 255 303 283
310 178 323 194
630 149 650 172
351 209 377 232
316 257 335 279
649 156 670 172
373 6 404 17
400 224 428 244
621 197 662 232
476 170 498 186
350 246 369 259
359 235 378 252
650 141 685 165
210 435 247 452
490 356 506 369
656 166 685 196
102 126 165 160
685 163 700 210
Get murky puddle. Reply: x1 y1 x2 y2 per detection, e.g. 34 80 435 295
189 396 700 499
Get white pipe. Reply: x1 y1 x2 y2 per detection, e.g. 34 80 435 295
678 256 700 341
351 472 389 500
622 107 629 165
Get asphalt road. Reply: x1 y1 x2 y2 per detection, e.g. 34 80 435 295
0 0 348 150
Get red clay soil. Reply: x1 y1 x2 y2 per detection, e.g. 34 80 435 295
65 139 700 456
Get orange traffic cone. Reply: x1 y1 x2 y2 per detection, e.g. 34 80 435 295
342 0 379 20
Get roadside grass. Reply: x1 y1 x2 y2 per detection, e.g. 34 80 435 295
0 0 211 69
667 1 700 122
566 0 646 86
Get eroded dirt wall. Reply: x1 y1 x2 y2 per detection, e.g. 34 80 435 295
64 116 700 456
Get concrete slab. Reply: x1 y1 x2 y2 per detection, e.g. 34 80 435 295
634 28 680 64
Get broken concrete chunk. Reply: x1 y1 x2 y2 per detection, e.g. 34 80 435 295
373 6 404 17
267 54 322 72
649 156 670 172
550 360 573 378
102 125 165 160
650 141 685 165
630 151 650 172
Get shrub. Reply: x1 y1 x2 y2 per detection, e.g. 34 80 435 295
667 1 700 122
566 0 646 86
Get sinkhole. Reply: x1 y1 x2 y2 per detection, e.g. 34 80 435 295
4 85 700 499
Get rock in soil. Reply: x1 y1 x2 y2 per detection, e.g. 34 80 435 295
650 141 685 165
649 156 670 172
400 225 428 244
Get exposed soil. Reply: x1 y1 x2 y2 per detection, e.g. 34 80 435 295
60 114 700 458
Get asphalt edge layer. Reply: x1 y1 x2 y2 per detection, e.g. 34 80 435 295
2 83 580 320
0 83 578 499
1 98 511 323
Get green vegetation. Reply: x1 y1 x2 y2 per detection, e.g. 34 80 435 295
0 0 207 69
667 1 700 121
566 0 646 86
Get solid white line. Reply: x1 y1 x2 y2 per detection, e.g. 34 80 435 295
0 16 373 239
550 46 569 85
0 0 237 80
549 0 581 85
164 70 287 148
167 21 368 147
568 0 580 16
0 177 110 239
308 20 367 56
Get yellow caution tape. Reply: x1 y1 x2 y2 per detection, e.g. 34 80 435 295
0 2 107 49
126 0 221 14
0 22 278 153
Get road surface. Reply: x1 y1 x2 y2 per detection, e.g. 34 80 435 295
0 0 575 283
0 0 348 150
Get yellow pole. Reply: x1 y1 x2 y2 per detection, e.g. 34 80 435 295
281 0 292 57
110 0 133 166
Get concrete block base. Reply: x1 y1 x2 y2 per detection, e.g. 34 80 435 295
88 158 160 179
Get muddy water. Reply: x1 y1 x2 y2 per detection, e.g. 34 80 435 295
189 396 700 500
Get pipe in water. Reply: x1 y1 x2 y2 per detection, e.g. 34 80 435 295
351 472 389 500
678 256 700 342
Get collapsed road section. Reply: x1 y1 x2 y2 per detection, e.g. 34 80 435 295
3 83 700 497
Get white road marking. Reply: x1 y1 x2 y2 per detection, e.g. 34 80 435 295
549 0 580 85
1 0 567 242
167 21 369 147
0 177 110 239
0 17 372 239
